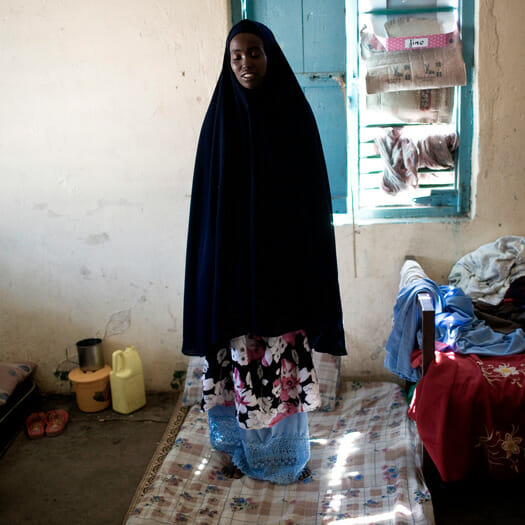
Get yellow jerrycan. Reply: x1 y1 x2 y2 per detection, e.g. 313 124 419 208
110 346 146 414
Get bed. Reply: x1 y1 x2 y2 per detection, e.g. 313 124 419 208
123 354 434 525
0 361 39 455
385 236 525 483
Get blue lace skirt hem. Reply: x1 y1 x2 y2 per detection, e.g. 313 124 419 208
208 405 310 485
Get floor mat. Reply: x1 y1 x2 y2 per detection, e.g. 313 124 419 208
124 381 434 524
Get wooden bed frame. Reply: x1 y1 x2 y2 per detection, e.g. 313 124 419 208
415 292 438 477
417 292 435 375
402 256 435 376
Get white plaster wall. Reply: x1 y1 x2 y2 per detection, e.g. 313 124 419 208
0 0 229 391
1 0 524 392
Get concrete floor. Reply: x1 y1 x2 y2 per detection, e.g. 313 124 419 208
0 391 177 525
2 389 525 525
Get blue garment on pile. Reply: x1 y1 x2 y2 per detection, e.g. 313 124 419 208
385 279 525 382
208 405 310 485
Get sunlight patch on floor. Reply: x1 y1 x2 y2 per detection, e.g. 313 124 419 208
329 431 362 487
331 504 413 524
195 457 208 476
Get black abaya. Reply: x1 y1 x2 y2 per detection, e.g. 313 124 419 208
182 20 346 358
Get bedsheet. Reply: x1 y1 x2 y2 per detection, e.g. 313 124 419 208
126 381 433 525
409 351 525 482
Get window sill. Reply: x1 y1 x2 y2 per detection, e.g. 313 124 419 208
333 212 472 226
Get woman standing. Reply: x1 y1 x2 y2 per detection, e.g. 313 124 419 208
182 20 346 484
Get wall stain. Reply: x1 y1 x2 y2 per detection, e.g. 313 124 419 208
369 347 384 361
102 293 150 339
33 203 61 218
167 307 178 333
87 199 141 216
86 233 110 245
104 309 132 338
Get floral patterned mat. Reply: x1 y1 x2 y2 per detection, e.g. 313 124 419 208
125 381 433 525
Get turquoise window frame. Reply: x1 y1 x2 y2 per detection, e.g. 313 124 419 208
231 0 475 223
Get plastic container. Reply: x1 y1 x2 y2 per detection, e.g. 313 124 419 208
110 346 146 414
68 365 111 412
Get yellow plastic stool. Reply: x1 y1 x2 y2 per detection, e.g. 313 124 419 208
68 365 111 412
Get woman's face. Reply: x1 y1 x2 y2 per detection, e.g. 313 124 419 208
229 32 267 89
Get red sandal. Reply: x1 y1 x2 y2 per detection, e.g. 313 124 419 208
45 409 69 437
26 412 47 439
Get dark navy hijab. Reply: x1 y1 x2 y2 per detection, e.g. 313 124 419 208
182 20 346 357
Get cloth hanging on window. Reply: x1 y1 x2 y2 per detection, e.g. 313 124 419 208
182 20 346 358
375 127 459 194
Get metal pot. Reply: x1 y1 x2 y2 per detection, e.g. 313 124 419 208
76 338 105 372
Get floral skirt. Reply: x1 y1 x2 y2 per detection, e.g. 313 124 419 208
201 330 320 429
201 330 320 484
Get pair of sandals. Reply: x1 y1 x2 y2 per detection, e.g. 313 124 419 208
26 409 69 439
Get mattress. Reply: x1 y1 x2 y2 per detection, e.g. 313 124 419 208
125 381 433 525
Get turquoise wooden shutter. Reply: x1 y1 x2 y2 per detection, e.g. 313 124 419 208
234 0 348 213
233 1 473 221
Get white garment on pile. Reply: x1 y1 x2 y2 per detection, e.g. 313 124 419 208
399 258 430 290
448 236 525 305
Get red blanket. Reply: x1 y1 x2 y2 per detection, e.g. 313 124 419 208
408 350 525 481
